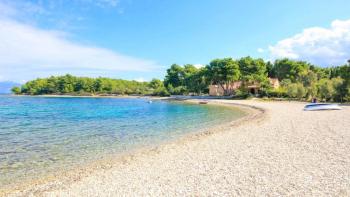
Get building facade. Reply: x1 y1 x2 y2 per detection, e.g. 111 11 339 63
209 78 280 96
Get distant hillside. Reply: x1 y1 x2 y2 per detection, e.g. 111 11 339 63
0 82 21 94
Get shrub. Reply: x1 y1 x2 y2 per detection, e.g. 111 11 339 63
11 87 21 94
153 87 170 97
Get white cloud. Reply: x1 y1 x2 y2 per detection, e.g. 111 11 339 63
134 77 145 82
193 64 204 69
269 19 350 66
257 48 265 53
0 18 159 82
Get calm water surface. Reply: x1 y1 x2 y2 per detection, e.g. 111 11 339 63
0 96 245 187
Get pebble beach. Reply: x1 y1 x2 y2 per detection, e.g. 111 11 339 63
5 100 350 196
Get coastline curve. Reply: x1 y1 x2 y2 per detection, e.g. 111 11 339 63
2 99 266 196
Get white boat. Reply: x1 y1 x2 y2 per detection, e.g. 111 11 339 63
304 103 342 111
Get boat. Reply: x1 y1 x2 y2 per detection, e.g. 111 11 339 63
304 103 342 111
198 100 208 104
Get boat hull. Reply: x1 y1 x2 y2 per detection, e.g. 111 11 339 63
304 103 342 111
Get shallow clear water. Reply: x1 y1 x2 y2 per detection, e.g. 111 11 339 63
0 96 245 187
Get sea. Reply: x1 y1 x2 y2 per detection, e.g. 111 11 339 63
0 95 246 188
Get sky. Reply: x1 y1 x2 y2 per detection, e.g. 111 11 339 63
0 0 350 83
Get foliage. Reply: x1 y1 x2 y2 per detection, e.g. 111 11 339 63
238 56 268 83
11 86 21 94
148 79 170 96
317 78 345 102
233 88 251 99
184 67 209 94
163 64 209 95
16 74 154 95
171 86 187 95
266 61 276 78
272 58 310 82
266 87 288 98
205 58 240 95
317 79 336 101
286 83 298 98
149 79 163 89
152 86 170 97
296 83 306 100
12 57 350 102
164 64 184 88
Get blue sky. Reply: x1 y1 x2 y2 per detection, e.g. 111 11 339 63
0 0 350 82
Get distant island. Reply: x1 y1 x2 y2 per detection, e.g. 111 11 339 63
12 57 350 102
11 75 169 97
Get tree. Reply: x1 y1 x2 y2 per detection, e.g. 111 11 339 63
266 61 276 78
237 57 269 95
15 75 154 96
186 67 209 94
300 70 317 87
12 56 350 99
286 83 298 98
153 87 170 96
332 77 345 102
317 79 335 101
280 79 292 87
205 58 240 96
296 83 306 100
75 77 95 93
339 65 350 82
273 59 310 82
148 79 168 96
299 70 318 99
238 56 268 83
183 64 198 91
11 87 21 94
149 79 164 89
307 84 318 100
58 74 75 93
284 82 306 100
23 78 49 95
164 64 184 88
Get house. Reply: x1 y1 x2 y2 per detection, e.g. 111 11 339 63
269 78 280 89
209 78 280 96
209 81 241 96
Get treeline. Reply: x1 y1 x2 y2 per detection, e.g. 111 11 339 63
11 75 166 96
267 59 350 102
161 57 350 102
12 57 350 102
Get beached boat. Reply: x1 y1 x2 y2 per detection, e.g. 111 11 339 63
304 103 342 111
198 100 208 104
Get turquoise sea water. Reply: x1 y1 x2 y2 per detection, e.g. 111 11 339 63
0 96 245 187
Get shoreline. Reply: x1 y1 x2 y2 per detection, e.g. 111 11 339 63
1 100 261 196
3 99 350 196
9 94 165 99
8 94 350 105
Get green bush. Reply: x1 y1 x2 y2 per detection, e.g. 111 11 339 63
233 89 251 99
152 87 170 97
265 88 288 98
11 87 21 94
